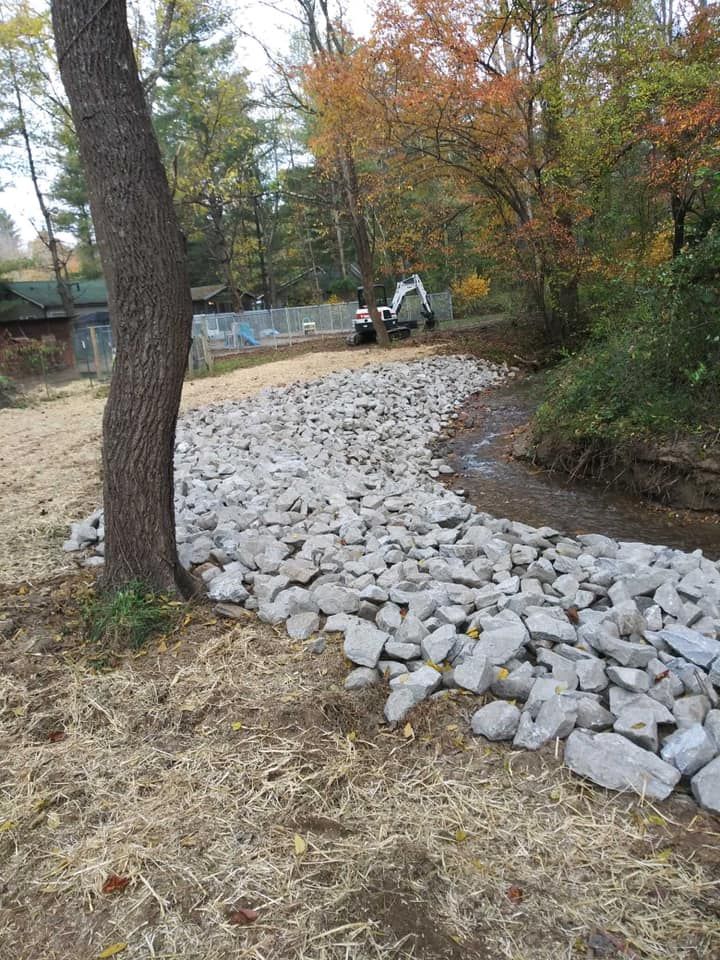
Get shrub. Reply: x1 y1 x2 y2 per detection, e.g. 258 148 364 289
535 227 720 443
0 338 66 376
0 374 17 408
451 275 491 316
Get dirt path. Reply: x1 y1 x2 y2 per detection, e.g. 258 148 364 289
0 344 434 584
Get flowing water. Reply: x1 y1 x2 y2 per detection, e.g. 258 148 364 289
443 377 720 559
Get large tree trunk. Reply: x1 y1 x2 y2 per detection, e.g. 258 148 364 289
52 0 194 596
337 150 390 347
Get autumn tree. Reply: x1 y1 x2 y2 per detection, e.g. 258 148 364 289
0 2 76 316
52 0 195 595
295 0 391 346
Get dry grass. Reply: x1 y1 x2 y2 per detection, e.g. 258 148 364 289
0 343 434 585
1 578 719 960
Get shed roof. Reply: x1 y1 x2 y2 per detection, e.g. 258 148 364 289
3 279 108 308
1 280 231 312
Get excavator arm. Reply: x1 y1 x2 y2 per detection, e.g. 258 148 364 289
390 274 435 326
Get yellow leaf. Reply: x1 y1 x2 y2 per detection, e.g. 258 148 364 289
47 811 60 829
446 723 458 732
426 659 442 672
466 628 479 638
11 706 25 717
450 934 462 944
294 834 307 856
655 848 672 862
231 721 243 731
631 722 646 730
182 613 193 627
346 730 357 742
645 814 666 827
496 667 509 680
17 584 28 595
403 723 414 739
454 829 468 843
157 639 168 653
0 820 16 832
98 944 128 959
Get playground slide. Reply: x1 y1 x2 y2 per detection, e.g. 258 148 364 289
237 323 260 346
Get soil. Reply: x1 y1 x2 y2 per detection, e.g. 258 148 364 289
0 342 434 585
0 575 718 960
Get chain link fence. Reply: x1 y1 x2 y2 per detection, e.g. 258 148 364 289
70 291 454 374
192 290 454 352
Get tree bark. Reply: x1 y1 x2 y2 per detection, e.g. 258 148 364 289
337 150 390 347
671 194 686 257
52 0 195 596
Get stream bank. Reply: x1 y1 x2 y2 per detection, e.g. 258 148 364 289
440 376 720 559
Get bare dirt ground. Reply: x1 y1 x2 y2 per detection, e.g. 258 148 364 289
0 343 434 585
1 575 719 960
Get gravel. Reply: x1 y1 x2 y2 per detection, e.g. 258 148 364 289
67 355 720 812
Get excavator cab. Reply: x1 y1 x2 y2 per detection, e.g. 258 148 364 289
349 274 435 345
350 283 412 345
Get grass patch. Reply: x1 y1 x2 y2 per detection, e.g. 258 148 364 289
82 580 179 651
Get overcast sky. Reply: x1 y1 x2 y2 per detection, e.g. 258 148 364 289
2 0 374 246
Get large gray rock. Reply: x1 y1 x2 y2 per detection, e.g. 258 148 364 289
390 665 442 697
421 626 457 664
691 756 720 813
490 661 534 700
564 731 681 800
207 571 249 604
661 724 718 776
396 614 428 645
526 613 577 645
384 685 426 725
471 701 521 740
286 611 320 640
659 626 720 669
454 653 495 694
344 667 379 690
474 623 527 664
343 622 389 668
513 696 577 750
673 695 711 729
576 658 608 692
606 666 650 693
313 583 360 615
613 708 658 752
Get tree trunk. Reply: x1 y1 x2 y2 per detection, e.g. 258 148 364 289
671 194 686 257
337 150 390 347
52 0 195 596
12 73 76 323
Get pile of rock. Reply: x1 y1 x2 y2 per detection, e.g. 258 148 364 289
66 356 720 811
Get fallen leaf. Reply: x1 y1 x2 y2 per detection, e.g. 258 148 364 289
565 606 580 624
231 721 243 731
631 721 646 730
227 907 259 926
294 834 307 856
403 722 414 739
346 730 357 742
11 706 25 717
496 667 509 680
645 814 666 827
654 670 669 682
454 829 468 843
506 885 524 904
48 730 66 743
466 628 479 638
102 875 130 894
0 820 16 832
97 944 128 959
654 848 672 862
157 639 168 653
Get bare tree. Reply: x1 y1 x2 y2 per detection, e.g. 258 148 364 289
51 0 195 596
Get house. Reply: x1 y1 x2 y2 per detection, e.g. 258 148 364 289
0 279 255 369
